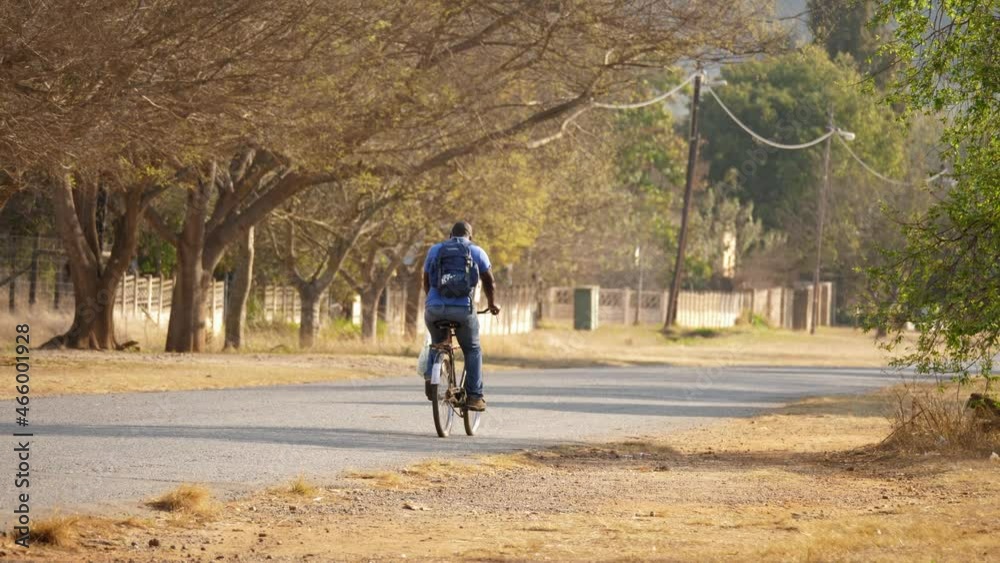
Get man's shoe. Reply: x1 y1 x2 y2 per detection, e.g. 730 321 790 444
425 380 435 401
466 396 486 412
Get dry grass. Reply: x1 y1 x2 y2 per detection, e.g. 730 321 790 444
286 475 319 497
348 453 537 490
883 381 1000 454
23 515 79 547
482 323 888 369
146 484 217 517
346 460 481 489
2 513 153 551
401 459 479 479
118 515 154 528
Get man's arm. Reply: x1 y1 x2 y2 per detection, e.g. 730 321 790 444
423 271 430 294
481 269 500 314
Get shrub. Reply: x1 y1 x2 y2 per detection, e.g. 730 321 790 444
883 383 1000 454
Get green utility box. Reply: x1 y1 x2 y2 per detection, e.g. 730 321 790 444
573 286 600 331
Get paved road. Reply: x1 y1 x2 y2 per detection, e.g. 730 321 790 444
0 365 893 517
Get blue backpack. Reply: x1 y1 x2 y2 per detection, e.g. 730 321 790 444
432 238 479 299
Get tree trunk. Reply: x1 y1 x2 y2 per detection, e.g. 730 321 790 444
165 237 206 352
354 232 422 343
43 174 143 350
165 174 212 353
298 284 322 349
59 276 120 349
223 226 255 350
284 223 365 349
360 288 382 342
404 263 423 338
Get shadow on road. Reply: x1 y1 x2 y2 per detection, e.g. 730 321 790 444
28 424 569 453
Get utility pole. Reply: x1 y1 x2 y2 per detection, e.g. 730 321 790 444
811 108 834 335
664 71 703 330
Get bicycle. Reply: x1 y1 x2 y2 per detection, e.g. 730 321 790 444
428 308 495 438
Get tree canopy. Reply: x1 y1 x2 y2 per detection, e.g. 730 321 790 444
862 0 1000 384
1 0 787 350
696 46 912 304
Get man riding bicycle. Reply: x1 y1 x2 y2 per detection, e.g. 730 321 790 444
423 221 499 412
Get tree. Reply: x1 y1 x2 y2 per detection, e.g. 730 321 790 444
2 1 335 349
697 46 909 310
521 109 670 288
862 0 999 385
43 168 167 349
152 0 785 352
266 175 396 348
700 47 904 228
808 0 893 85
685 185 766 288
146 149 350 352
610 80 688 288
343 220 424 343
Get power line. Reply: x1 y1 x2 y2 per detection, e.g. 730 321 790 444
705 85 949 185
526 106 592 149
529 73 698 148
592 73 697 110
836 134 949 185
536 71 950 189
703 86 835 150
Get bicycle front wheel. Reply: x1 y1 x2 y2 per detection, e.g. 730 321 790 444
463 408 481 436
432 357 456 438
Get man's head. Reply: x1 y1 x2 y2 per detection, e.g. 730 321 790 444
450 221 472 239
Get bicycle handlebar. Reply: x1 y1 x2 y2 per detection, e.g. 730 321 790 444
477 307 499 315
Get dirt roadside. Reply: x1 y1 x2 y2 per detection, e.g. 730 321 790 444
5 387 997 562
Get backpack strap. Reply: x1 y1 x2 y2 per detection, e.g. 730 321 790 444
434 244 445 288
464 242 473 309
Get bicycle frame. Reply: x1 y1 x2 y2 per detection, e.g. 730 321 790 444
428 308 491 437
430 328 466 407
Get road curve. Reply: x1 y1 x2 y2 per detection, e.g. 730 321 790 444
0 365 893 517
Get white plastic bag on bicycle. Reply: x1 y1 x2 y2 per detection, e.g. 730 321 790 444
416 331 432 377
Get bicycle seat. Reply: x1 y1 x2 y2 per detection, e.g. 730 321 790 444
433 320 462 330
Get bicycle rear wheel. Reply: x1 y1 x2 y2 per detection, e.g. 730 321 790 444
461 366 482 436
432 357 456 438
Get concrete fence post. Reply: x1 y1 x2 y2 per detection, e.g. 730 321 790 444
622 288 632 326
118 275 126 317
145 275 153 318
132 274 139 317
157 278 164 325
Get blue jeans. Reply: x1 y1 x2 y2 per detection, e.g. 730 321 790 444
424 305 483 398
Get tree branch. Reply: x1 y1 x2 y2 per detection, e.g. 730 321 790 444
143 207 179 247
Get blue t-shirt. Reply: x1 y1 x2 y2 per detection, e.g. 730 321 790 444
424 237 492 307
